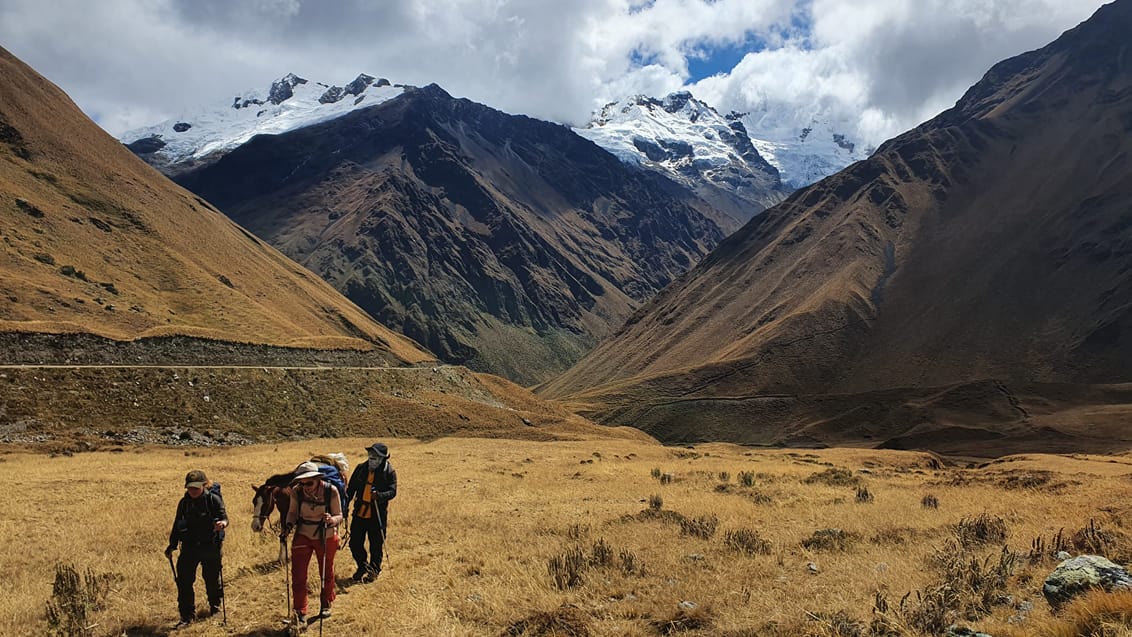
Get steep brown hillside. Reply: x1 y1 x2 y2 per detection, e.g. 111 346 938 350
0 47 431 364
169 85 730 384
542 1 1132 455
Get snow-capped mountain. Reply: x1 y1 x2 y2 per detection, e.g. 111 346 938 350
739 107 871 190
575 92 789 221
121 72 405 172
577 90 870 193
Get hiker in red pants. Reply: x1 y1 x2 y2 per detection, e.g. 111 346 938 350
281 462 343 625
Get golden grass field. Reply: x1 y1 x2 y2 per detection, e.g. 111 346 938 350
6 437 1132 636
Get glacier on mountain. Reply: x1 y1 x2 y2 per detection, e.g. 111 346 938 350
576 90 869 190
120 73 403 165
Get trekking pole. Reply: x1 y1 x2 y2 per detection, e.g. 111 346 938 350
219 562 227 625
380 518 389 570
167 552 177 582
318 522 327 637
281 534 291 625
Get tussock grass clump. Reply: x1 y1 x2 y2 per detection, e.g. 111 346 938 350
750 491 773 505
1029 528 1070 565
549 538 645 589
648 494 663 510
650 604 713 635
804 467 861 487
996 469 1054 490
870 526 921 546
548 546 587 590
802 610 868 637
44 563 116 637
802 528 858 552
725 529 773 555
567 523 590 540
855 485 874 503
921 494 939 509
719 471 730 482
619 547 645 576
905 545 1019 633
680 514 719 539
502 604 591 637
589 538 613 567
651 467 662 479
1067 518 1132 561
954 513 1008 548
738 471 756 487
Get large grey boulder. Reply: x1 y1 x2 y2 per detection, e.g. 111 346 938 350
1043 555 1132 609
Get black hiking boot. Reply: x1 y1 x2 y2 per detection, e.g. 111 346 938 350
351 567 367 582
363 566 380 582
174 618 192 629
209 605 221 616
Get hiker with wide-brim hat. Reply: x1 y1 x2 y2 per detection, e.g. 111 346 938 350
166 470 228 628
345 442 397 582
281 461 343 625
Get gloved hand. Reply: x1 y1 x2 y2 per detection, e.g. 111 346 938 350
165 545 176 558
279 523 293 540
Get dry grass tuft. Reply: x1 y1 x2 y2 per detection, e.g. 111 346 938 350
503 604 591 637
954 513 1008 548
725 528 773 555
649 604 713 635
1028 528 1071 565
1068 518 1132 562
856 485 875 503
803 610 868 637
921 494 939 509
803 528 858 552
44 563 117 637
804 467 861 487
679 514 719 539
548 546 588 590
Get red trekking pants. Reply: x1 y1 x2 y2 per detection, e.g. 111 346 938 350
291 533 338 614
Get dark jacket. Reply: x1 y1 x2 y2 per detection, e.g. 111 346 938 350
168 491 227 550
346 460 397 518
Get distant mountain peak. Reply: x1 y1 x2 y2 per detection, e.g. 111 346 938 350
583 90 868 190
577 90 789 220
122 71 405 170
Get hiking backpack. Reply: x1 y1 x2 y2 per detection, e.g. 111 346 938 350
204 482 225 542
297 464 349 522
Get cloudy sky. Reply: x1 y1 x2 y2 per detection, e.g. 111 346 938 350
0 0 1107 147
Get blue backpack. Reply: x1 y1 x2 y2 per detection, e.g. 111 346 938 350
298 465 349 522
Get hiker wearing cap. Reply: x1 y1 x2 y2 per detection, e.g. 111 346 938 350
345 442 398 582
281 461 343 624
165 470 228 628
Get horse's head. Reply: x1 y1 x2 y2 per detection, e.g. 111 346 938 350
251 483 276 532
251 471 296 532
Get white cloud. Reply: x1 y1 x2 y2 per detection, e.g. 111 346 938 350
0 0 1108 144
